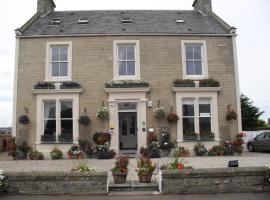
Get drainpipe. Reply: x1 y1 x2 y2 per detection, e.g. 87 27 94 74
231 28 242 133
12 34 20 137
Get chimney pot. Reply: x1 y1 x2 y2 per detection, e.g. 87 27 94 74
192 0 212 15
37 0 56 16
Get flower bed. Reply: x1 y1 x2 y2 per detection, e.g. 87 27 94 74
105 80 150 88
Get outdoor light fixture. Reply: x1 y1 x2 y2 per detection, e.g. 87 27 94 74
228 160 239 167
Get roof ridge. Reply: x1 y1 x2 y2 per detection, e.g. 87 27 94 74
52 9 195 13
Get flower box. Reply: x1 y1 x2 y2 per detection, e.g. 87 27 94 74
105 80 150 88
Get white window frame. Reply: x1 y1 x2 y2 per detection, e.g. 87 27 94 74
113 40 140 80
181 40 208 79
176 92 219 143
45 41 72 82
36 93 79 144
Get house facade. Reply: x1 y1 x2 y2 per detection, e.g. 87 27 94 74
12 0 241 156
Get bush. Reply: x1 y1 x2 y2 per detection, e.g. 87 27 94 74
29 150 44 160
159 128 174 156
96 143 116 159
208 145 226 156
147 142 161 158
78 139 95 158
93 132 111 145
194 143 207 156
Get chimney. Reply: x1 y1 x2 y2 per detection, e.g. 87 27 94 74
37 0 56 16
192 0 212 15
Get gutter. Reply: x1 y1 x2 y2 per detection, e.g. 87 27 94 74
16 33 235 39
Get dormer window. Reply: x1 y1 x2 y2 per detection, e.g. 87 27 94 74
121 18 133 23
46 42 72 81
50 18 62 25
78 17 89 24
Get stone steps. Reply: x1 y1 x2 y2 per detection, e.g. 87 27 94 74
109 180 159 192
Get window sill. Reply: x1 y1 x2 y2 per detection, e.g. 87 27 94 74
172 87 222 92
32 88 83 94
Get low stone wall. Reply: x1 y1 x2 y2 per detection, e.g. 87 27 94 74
7 171 108 195
162 167 270 194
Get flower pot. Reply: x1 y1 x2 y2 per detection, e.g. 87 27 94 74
177 163 184 170
67 153 73 159
112 173 128 184
138 173 152 183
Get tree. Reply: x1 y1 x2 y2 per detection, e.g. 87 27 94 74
241 94 265 131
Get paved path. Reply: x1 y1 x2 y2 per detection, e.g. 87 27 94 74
0 152 269 181
1 193 270 200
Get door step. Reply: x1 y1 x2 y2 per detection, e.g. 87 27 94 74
109 191 161 196
109 180 159 192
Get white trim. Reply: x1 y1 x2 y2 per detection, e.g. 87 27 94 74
36 93 79 145
107 91 148 153
172 87 221 92
113 40 140 80
45 41 72 82
12 38 20 137
175 91 220 144
32 88 83 94
232 36 242 132
181 40 208 80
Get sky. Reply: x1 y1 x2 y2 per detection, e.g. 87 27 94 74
0 0 270 127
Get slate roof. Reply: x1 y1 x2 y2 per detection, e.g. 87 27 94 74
20 10 231 36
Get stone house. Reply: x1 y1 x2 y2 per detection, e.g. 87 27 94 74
12 0 241 156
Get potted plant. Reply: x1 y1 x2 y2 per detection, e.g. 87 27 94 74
226 104 237 121
93 131 111 145
153 101 166 120
194 143 207 156
95 143 116 159
50 148 63 159
67 145 84 159
136 157 156 183
166 107 179 123
183 132 198 140
174 146 190 157
111 157 129 184
96 102 109 119
208 145 226 156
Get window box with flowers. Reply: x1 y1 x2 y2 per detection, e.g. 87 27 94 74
34 82 55 89
199 78 220 87
105 80 150 88
60 82 81 89
173 79 195 87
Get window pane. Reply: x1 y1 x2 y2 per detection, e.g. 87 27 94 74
118 102 137 110
60 46 68 61
59 120 73 142
44 101 56 118
126 45 135 60
44 120 56 135
183 118 195 133
185 45 193 59
182 104 194 116
118 45 126 60
186 61 194 75
51 46 59 61
59 62 68 77
51 63 60 77
118 61 126 75
199 99 211 116
126 61 135 75
61 101 73 118
199 117 211 133
194 45 202 59
194 61 202 75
